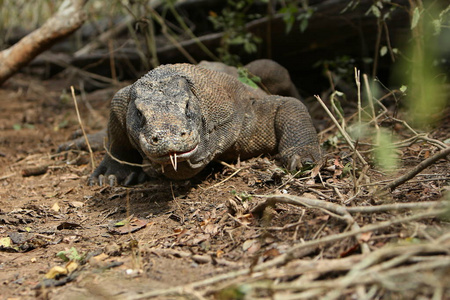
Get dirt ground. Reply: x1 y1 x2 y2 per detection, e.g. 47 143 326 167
0 74 449 300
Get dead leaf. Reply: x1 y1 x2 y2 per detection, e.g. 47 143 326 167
65 261 78 273
216 249 224 258
311 163 321 178
202 223 220 235
359 232 372 242
44 261 78 280
263 248 281 258
45 266 68 279
339 243 360 257
188 233 210 246
0 237 19 252
8 232 34 244
114 215 134 227
51 202 60 212
109 218 149 235
243 239 260 254
70 201 84 208
238 213 254 226
57 222 82 230
334 157 344 168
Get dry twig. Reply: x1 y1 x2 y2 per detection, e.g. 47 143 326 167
381 146 450 192
314 95 367 167
70 86 95 170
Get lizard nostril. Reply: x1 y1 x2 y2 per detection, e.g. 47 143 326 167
152 136 159 144
180 131 187 137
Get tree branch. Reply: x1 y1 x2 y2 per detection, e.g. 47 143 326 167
0 0 87 85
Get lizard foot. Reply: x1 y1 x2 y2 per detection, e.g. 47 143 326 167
278 145 322 172
88 156 148 186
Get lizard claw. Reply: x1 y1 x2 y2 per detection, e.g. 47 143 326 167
88 155 148 186
108 174 118 186
279 146 321 172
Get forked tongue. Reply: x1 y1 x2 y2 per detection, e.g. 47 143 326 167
169 153 178 171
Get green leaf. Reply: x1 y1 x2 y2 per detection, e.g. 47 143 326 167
380 46 388 57
280 4 298 34
331 97 344 121
238 77 259 89
300 18 309 32
400 85 407 93
56 251 70 262
371 5 381 18
57 247 83 262
229 36 245 45
238 67 261 89
411 7 421 29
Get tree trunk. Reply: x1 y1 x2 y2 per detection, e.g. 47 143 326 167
0 0 88 86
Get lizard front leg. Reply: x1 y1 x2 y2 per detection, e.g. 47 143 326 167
89 86 148 186
273 96 322 170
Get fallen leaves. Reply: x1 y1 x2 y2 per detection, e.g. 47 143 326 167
108 216 150 235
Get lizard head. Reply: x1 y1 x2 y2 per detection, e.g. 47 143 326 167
126 72 203 171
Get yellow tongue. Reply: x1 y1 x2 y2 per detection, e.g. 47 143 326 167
169 153 178 171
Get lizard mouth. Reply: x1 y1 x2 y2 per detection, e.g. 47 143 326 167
147 145 199 171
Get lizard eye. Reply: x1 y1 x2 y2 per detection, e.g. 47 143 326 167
136 110 145 126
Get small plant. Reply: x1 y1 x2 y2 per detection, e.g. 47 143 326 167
279 1 315 34
230 190 252 202
208 0 262 65
56 247 84 262
237 67 261 89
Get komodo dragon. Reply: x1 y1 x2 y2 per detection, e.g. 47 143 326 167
62 60 322 185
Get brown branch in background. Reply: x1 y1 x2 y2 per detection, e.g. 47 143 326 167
0 0 87 85
372 19 382 79
383 21 396 62
148 7 197 64
74 15 133 57
382 146 450 192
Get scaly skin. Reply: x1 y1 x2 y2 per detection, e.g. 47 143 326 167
60 60 321 185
